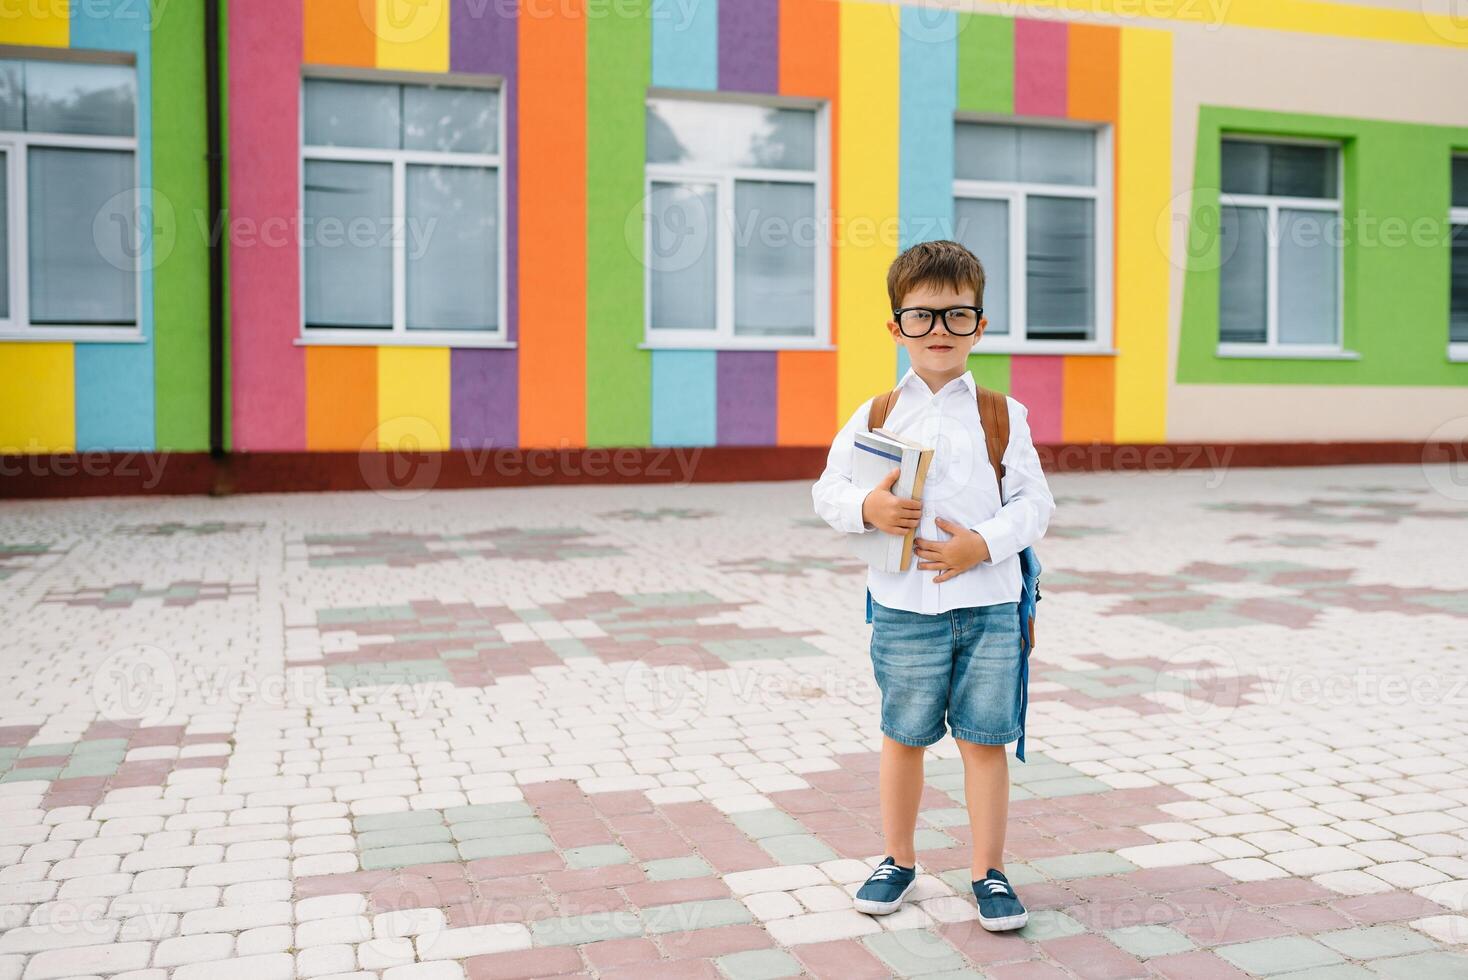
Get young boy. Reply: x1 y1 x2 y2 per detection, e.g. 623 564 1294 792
811 240 1055 930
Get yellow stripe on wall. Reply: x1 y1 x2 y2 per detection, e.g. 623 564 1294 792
0 344 76 453
376 346 451 451
375 0 450 71
1113 26 1171 444
963 0 1466 48
5 6 68 47
835 1 900 425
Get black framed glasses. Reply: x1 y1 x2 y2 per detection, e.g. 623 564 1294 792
892 305 984 338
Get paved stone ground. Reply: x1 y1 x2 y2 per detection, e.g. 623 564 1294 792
1 464 1467 979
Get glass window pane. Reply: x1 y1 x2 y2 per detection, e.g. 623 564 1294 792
733 180 815 337
648 181 716 331
0 62 21 131
303 159 392 329
1219 204 1267 343
1453 156 1468 210
1018 127 1094 186
954 196 1008 336
28 147 135 325
1277 208 1339 344
647 100 815 171
0 152 7 319
955 123 1017 182
406 164 498 331
1025 196 1094 340
404 85 498 155
1270 143 1336 199
24 59 135 137
1221 140 1268 195
1452 224 1468 344
304 78 400 150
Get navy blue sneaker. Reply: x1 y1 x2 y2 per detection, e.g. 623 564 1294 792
853 856 917 915
973 867 1028 931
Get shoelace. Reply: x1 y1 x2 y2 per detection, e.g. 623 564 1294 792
979 877 1014 897
870 864 907 881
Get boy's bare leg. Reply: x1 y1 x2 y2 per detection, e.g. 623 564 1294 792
879 735 926 867
956 739 1008 879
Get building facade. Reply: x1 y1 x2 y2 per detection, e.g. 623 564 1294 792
2 0 1466 470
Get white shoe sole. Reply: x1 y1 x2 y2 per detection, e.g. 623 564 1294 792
853 878 917 915
978 909 1029 931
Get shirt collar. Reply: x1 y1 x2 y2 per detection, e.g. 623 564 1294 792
898 367 977 398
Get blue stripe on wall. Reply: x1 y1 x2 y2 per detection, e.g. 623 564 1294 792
895 6 959 384
72 1 155 450
649 0 718 445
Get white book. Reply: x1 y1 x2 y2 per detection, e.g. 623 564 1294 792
849 426 934 573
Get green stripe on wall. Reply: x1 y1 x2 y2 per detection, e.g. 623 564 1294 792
957 13 1014 115
586 0 653 446
1178 106 1468 386
151 0 211 450
968 353 1011 392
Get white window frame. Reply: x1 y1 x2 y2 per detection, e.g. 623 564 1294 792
1216 133 1351 360
296 67 511 349
0 48 143 344
952 113 1114 356
1449 153 1468 363
640 89 832 352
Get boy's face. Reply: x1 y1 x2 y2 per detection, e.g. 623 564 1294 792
886 279 987 375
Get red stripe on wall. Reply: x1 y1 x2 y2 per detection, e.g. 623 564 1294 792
1008 355 1064 444
1013 18 1067 117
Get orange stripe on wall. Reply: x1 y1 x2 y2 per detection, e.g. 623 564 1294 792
1066 22 1119 122
778 0 840 445
1061 356 1115 443
306 346 379 450
304 0 375 66
518 3 587 448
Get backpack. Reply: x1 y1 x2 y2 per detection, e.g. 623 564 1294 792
865 380 1044 763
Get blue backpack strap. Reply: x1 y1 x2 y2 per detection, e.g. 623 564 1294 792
865 587 874 624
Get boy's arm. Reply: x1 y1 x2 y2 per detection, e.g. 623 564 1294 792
969 397 1055 566
811 400 877 534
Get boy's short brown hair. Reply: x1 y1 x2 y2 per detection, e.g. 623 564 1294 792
886 239 986 311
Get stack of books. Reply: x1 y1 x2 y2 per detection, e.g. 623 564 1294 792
849 427 933 573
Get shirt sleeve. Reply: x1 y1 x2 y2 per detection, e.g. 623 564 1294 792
969 397 1055 566
811 399 879 535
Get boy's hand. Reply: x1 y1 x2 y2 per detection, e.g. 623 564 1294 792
914 517 991 583
861 467 923 535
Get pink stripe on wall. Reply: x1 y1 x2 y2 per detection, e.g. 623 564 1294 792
1013 18 1067 117
229 0 306 450
1008 355 1064 444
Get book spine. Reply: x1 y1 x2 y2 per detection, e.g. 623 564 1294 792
897 449 932 571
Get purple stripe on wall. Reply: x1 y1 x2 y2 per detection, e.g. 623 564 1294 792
718 0 778 94
451 0 519 448
717 351 778 445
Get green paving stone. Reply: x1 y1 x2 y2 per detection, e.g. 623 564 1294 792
912 829 956 851
565 844 632 869
355 810 445 832
1218 937 1343 976
451 817 547 841
1317 926 1436 960
1106 925 1196 958
445 802 533 823
929 773 965 792
732 810 807 839
1008 784 1035 801
359 842 461 870
1032 851 1139 880
862 929 968 976
325 659 452 687
59 758 123 778
1275 966 1377 980
456 833 555 860
18 743 73 758
759 833 838 865
358 825 453 850
1023 776 1111 798
642 898 752 935
530 912 644 946
547 638 595 658
514 608 551 622
926 757 964 775
72 739 129 756
920 807 970 828
643 857 713 881
1008 762 1076 784
628 591 719 608
440 648 477 660
715 948 803 980
318 605 416 625
0 768 59 783
1366 952 1468 980
1018 910 1087 941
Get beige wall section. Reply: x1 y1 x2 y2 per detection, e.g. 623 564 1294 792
1170 386 1468 442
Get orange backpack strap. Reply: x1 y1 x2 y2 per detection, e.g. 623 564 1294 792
976 386 1009 500
867 387 902 431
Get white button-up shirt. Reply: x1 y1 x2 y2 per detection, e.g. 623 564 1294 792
811 367 1056 615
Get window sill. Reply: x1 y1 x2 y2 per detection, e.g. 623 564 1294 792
296 333 516 349
638 342 836 353
1449 343 1468 363
1216 344 1360 360
971 342 1117 356
0 330 146 344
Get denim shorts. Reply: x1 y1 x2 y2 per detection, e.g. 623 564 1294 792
868 597 1024 747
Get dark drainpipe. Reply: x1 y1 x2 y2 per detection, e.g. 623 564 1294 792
204 0 225 460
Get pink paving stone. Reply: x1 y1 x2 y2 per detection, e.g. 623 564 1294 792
554 885 632 916
1064 829 1157 851
1178 908 1293 946
1226 877 1336 906
799 809 862 831
1147 950 1254 980
1124 865 1233 893
549 819 619 848
793 939 894 980
1008 882 1077 912
42 788 106 809
538 801 600 824
623 876 731 909
986 963 1072 979
658 801 729 828
597 959 719 980
1004 836 1076 860
815 827 886 859
1041 935 1148 979
1331 889 1444 924
804 769 867 792
370 875 474 913
604 811 668 834
825 789 881 810
1030 813 1094 835
1267 902 1355 932
467 851 567 880
682 821 746 844
478 873 548 898
619 829 695 861
767 789 835 813
544 864 644 894
915 846 971 873
465 946 583 980
293 869 393 900
657 924 773 959
16 755 68 768
694 838 776 873
1065 897 1184 931
1064 876 1149 904
938 921 1038 966
451 895 556 926
522 780 586 805
581 938 661 970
